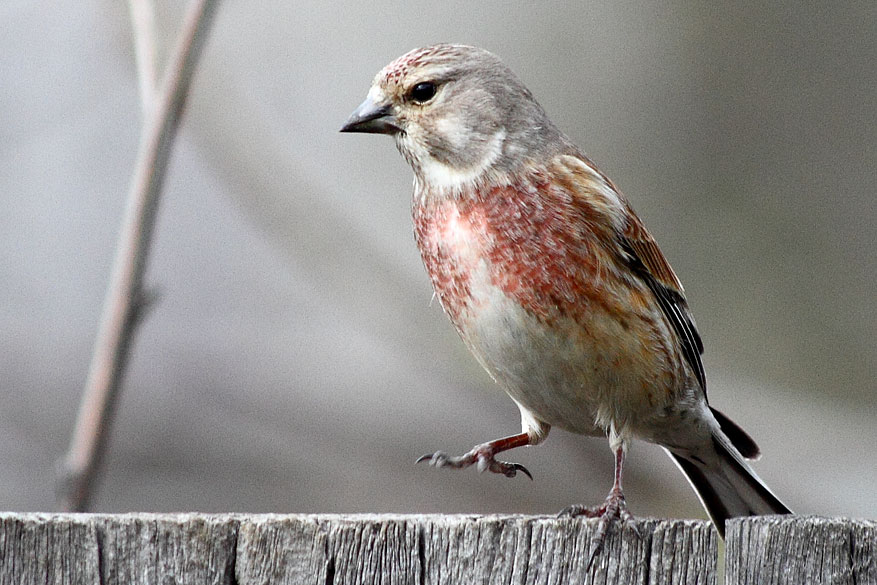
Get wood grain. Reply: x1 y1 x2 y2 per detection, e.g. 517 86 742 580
726 515 876 585
28 513 877 584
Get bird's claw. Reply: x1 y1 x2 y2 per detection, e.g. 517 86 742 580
557 489 638 570
503 462 533 479
416 447 532 479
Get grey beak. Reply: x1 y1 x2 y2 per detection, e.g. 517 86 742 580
340 95 400 134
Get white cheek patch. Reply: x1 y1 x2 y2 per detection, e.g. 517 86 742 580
417 129 507 194
434 116 469 150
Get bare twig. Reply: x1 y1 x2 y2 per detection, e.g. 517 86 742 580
57 0 221 512
128 0 159 112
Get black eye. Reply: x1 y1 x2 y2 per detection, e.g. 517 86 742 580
409 82 437 103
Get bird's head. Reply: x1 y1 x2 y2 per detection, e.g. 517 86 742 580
341 44 567 195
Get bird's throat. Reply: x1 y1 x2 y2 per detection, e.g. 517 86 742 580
405 130 508 200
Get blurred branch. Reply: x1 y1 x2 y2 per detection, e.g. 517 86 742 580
56 0 221 512
128 0 159 112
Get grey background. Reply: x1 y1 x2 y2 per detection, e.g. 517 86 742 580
2 2 874 521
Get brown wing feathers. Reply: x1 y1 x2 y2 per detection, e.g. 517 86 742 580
557 154 707 393
620 214 707 393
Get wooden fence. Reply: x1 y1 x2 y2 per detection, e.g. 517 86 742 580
0 513 873 584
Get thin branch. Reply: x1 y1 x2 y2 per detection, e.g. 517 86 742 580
128 0 159 112
56 0 221 512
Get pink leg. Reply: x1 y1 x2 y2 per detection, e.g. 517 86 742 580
560 445 636 568
561 444 632 519
417 432 533 479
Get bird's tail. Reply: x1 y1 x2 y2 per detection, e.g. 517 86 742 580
667 407 792 537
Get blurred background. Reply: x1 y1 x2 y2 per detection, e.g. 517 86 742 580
1 1 874 521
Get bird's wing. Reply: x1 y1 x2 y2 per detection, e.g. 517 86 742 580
619 209 707 392
552 153 707 392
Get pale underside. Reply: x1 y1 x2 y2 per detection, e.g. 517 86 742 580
457 254 708 453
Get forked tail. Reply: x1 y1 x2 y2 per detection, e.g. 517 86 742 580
667 408 792 537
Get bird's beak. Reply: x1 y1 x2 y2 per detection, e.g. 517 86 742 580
340 95 399 134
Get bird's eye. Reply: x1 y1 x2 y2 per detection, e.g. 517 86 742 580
409 82 437 103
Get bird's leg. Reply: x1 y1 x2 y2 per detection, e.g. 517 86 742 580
417 432 533 479
560 444 631 519
559 445 636 568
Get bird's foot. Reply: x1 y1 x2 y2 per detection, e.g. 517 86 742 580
416 443 532 479
558 487 633 520
558 488 639 570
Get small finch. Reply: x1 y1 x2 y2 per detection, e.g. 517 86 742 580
341 44 791 538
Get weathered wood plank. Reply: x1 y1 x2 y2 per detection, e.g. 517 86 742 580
4 513 874 584
0 513 238 585
0 513 100 585
235 515 331 584
726 515 877 585
236 515 717 584
0 513 716 584
96 513 238 585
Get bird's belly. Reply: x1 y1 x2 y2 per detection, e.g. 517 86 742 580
457 261 678 439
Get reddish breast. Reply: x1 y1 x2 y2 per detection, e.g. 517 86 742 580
413 177 619 326
413 197 482 323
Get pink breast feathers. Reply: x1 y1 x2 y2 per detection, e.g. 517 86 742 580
413 199 488 323
413 180 618 327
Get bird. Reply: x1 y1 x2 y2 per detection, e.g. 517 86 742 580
340 43 791 540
